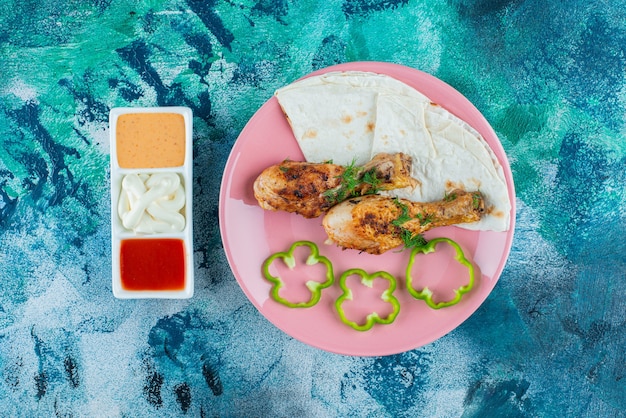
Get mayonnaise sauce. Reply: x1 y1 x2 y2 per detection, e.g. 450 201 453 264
118 172 186 233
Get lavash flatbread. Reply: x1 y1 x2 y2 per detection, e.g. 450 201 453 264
371 93 511 231
275 71 429 165
275 71 511 232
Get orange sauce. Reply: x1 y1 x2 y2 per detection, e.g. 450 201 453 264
120 239 186 291
116 113 185 168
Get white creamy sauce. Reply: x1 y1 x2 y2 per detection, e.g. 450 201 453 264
118 172 186 233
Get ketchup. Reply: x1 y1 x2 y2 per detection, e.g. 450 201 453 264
120 239 186 291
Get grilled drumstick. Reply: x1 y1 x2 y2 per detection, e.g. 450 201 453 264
322 190 485 254
253 153 418 218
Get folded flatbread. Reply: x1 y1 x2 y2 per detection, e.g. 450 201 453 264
275 71 511 232
275 71 429 166
371 93 510 231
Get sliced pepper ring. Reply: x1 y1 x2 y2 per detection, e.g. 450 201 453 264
335 268 401 331
262 241 334 308
405 237 475 309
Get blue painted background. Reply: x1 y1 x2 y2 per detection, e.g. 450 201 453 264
1 0 625 416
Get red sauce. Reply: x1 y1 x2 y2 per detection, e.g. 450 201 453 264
120 239 186 291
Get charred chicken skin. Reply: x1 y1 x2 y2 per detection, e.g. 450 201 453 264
322 190 485 254
253 153 418 218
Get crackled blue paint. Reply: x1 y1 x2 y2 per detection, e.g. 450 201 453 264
1 0 625 416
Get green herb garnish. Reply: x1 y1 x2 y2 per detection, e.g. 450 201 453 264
443 191 458 202
391 198 412 227
399 229 428 249
471 192 482 210
391 198 429 250
415 212 434 225
359 168 383 191
323 161 383 204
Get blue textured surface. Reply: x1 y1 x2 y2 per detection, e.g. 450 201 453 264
1 1 625 416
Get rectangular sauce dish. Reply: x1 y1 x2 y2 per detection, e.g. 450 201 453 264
110 107 194 299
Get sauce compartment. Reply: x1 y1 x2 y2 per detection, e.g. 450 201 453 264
110 107 194 299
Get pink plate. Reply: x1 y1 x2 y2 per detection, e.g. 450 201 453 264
219 62 516 356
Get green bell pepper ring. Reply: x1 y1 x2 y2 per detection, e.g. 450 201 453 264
262 241 334 308
335 268 401 331
405 237 475 309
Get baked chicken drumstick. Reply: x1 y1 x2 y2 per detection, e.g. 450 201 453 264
253 153 418 218
323 190 485 254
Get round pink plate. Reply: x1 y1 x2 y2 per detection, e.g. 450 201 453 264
219 62 516 356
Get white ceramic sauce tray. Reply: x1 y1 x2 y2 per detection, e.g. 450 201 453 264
110 107 194 299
